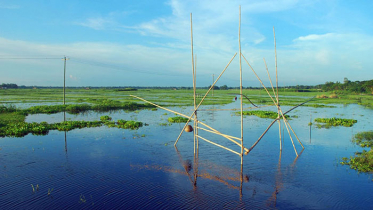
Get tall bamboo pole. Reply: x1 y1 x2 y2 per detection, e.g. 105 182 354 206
239 5 244 166
273 27 282 151
174 53 237 146
195 54 199 155
190 13 196 156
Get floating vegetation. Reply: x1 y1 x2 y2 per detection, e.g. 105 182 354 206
100 115 112 121
341 131 373 173
18 101 154 115
0 118 144 137
304 104 336 108
314 117 357 128
352 131 373 148
168 116 189 123
116 120 143 129
159 123 171 126
341 150 373 172
237 110 289 119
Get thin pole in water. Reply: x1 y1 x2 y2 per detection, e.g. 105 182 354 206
239 5 244 166
62 56 69 105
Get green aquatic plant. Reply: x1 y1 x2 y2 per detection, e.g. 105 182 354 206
352 131 373 148
168 116 189 123
341 150 373 172
100 115 112 121
0 117 144 137
116 120 143 129
341 131 373 173
314 117 357 127
237 110 289 119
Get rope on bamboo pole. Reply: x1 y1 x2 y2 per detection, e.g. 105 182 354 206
197 135 241 156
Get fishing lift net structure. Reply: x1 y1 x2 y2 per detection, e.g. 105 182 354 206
131 7 307 165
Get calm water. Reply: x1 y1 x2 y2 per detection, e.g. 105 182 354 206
1 101 373 209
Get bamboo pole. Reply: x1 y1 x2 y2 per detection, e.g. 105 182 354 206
191 13 196 156
273 27 282 151
195 54 199 156
174 53 237 146
197 126 242 141
279 110 298 156
242 54 278 106
175 146 194 185
244 97 312 155
239 5 244 166
130 95 250 153
263 58 277 99
197 135 241 156
264 57 282 150
279 108 304 149
246 118 277 154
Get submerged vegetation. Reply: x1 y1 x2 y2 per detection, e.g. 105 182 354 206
314 117 357 128
238 110 290 119
168 116 189 123
341 131 373 172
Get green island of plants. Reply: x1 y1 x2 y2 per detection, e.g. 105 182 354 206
168 116 189 123
237 110 290 119
314 117 357 128
0 115 144 138
341 131 373 172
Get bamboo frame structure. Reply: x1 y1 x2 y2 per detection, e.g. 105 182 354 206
130 6 309 166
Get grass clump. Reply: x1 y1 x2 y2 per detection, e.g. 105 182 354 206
168 116 188 123
314 117 357 127
238 110 289 119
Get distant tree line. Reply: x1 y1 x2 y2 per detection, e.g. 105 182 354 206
2 78 372 94
319 78 373 94
1 83 18 89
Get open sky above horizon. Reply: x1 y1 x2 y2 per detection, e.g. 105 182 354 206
1 0 372 87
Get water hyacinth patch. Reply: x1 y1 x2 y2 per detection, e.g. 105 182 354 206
314 117 357 128
237 110 290 119
168 116 189 123
0 117 144 137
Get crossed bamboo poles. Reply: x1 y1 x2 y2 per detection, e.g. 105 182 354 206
130 8 306 161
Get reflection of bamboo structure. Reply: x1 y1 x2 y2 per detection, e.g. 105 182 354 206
131 6 308 164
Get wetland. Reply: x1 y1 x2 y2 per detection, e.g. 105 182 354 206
1 88 373 209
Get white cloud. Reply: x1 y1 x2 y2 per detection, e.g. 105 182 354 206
76 17 113 30
296 33 335 41
0 3 20 9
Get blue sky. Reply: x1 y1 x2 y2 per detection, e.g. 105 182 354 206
0 0 372 87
